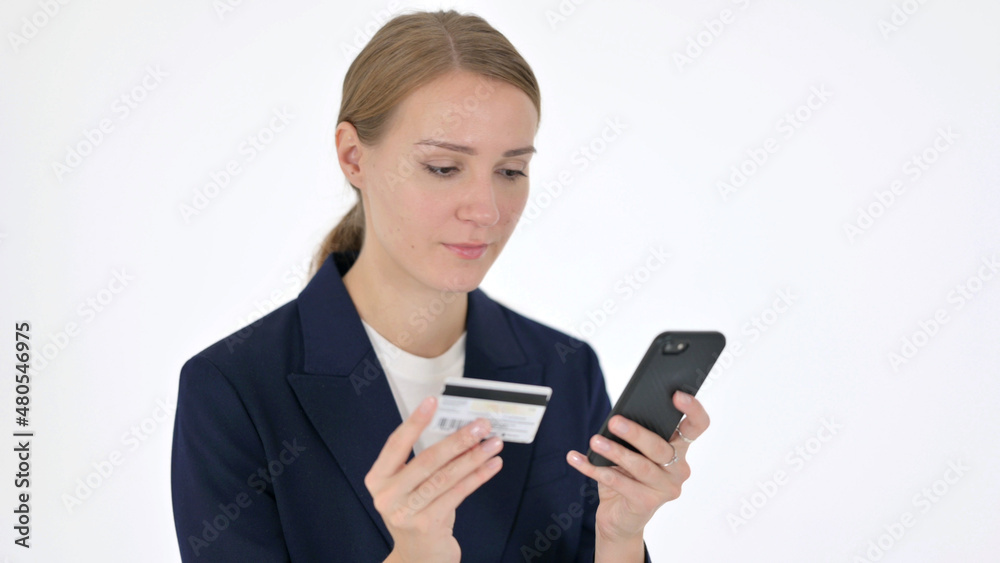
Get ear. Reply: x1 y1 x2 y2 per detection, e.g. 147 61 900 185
335 121 366 190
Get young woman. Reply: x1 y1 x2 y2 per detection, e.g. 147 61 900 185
171 9 709 562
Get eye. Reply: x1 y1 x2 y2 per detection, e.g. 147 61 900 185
424 164 458 177
499 169 527 182
423 164 528 183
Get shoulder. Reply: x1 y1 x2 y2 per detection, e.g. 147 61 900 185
178 298 302 390
483 290 601 370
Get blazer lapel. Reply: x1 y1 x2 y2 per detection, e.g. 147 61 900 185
286 251 401 548
450 288 544 561
287 360 401 549
287 252 544 560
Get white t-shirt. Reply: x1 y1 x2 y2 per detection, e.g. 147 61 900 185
359 318 466 455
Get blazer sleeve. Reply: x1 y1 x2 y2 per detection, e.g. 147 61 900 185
575 342 654 563
170 355 290 562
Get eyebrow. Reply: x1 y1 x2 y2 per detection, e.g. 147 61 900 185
414 139 536 157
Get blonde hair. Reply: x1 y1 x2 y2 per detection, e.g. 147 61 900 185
309 9 541 278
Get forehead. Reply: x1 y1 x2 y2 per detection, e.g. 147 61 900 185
388 71 538 150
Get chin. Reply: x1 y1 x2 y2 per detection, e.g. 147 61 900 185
435 269 484 294
432 246 496 292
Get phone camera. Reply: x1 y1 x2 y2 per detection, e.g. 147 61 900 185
662 340 688 354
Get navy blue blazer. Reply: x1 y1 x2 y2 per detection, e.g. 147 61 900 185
171 251 652 562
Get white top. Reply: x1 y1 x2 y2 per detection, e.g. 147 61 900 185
359 317 466 455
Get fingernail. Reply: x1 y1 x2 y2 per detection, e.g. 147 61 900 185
567 452 583 465
611 417 629 433
470 419 490 438
593 436 610 452
419 396 435 413
485 456 502 470
678 392 692 404
481 437 502 454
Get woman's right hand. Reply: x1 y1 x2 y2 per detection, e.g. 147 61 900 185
365 396 504 563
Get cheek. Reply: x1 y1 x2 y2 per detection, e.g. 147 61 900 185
367 152 420 220
500 188 530 221
374 185 446 242
368 188 413 243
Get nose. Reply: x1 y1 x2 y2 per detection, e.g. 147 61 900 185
456 172 500 227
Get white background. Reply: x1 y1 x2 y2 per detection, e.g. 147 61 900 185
2 0 998 561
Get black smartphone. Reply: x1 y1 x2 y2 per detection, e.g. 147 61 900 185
586 331 726 467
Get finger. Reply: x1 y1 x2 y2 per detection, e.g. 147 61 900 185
588 432 684 489
605 414 679 469
388 416 493 498
565 450 678 511
368 395 439 481
405 436 504 514
670 391 709 455
426 452 504 515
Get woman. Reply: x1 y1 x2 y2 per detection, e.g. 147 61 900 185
170 9 709 562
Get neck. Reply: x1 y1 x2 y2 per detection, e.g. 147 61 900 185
342 248 468 359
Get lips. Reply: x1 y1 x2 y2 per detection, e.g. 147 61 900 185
444 243 488 259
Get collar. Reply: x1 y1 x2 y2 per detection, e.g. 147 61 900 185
296 250 528 376
287 250 542 556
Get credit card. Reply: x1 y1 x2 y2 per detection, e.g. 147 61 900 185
426 377 552 443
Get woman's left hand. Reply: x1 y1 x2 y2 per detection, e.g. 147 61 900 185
566 390 710 544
